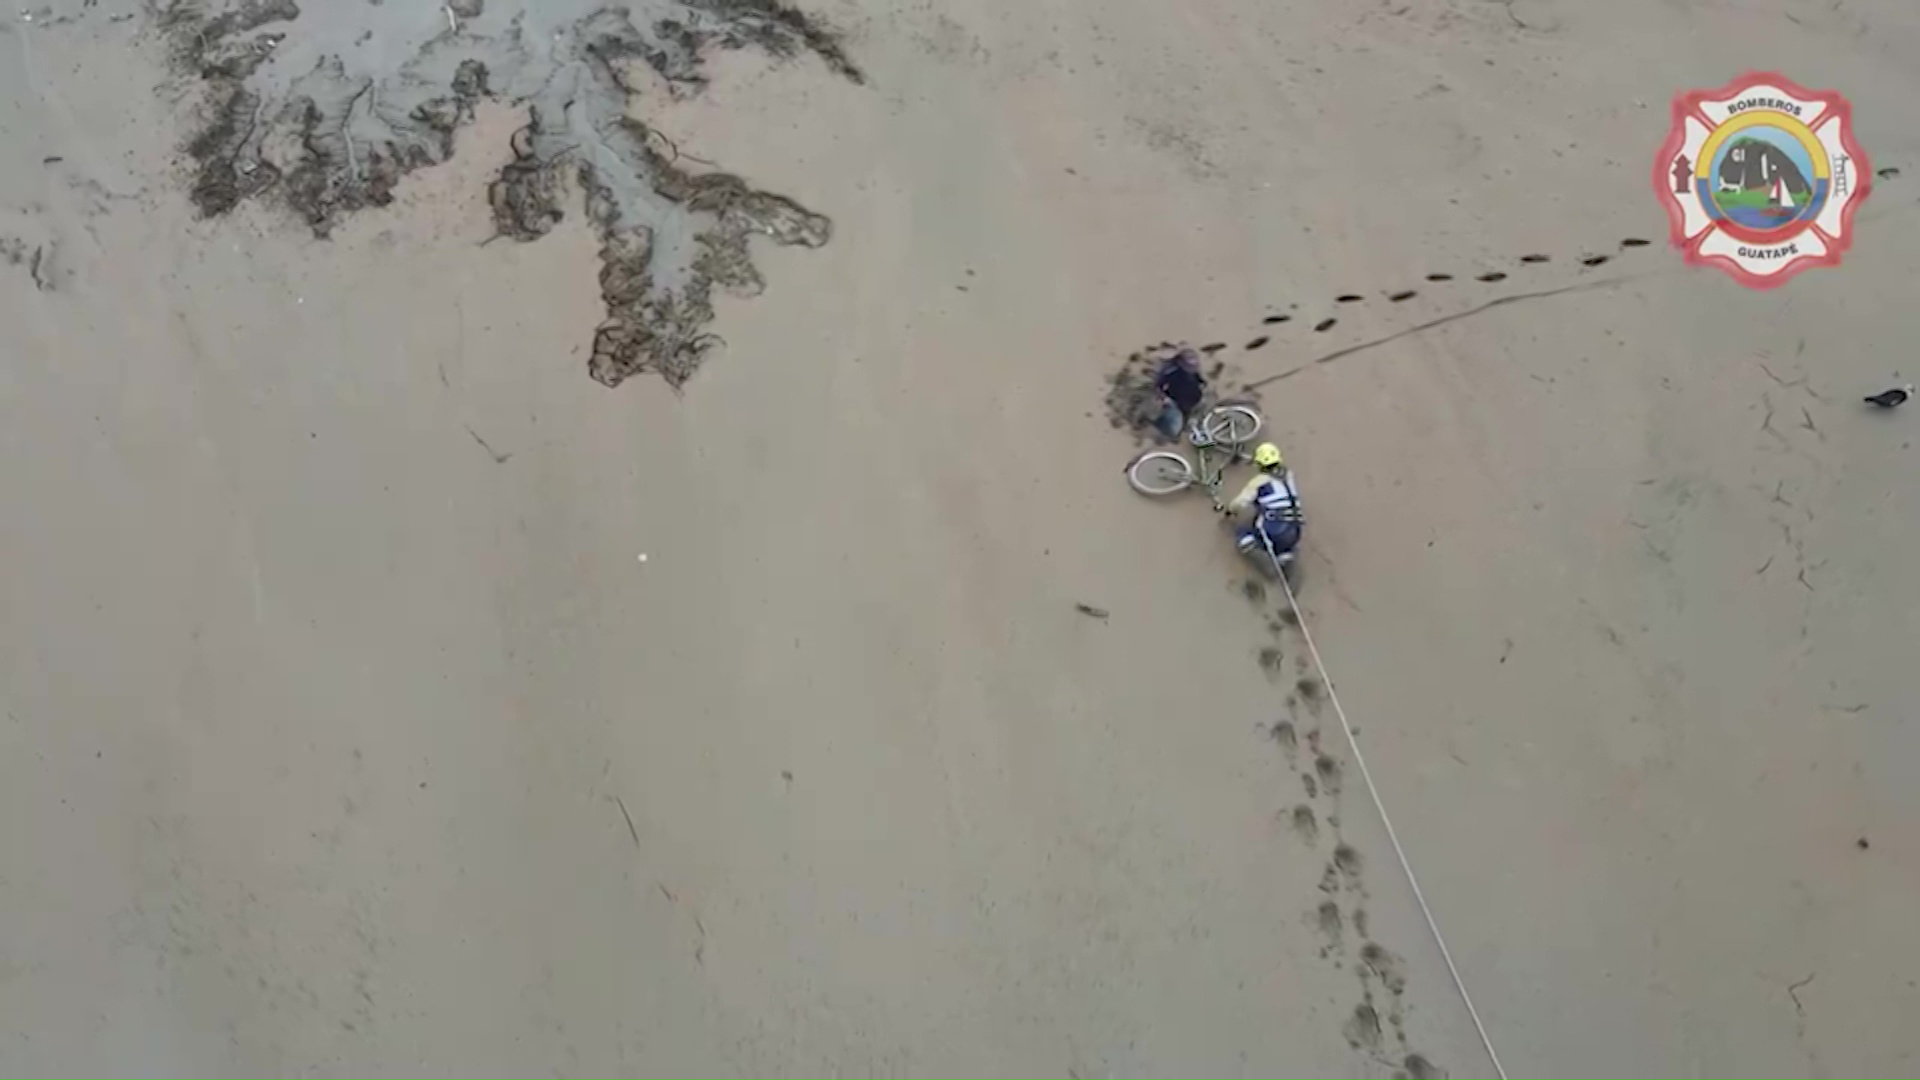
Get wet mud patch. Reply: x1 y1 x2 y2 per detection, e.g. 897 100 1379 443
1104 347 1174 437
1103 342 1259 442
164 0 862 389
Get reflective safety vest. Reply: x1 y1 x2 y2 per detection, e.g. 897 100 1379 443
1254 474 1302 522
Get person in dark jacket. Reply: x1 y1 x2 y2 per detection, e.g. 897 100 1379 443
1152 346 1207 439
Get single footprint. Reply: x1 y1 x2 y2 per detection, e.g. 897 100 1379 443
1333 843 1363 881
1291 804 1320 843
1267 719 1298 755
1336 294 1364 303
1262 313 1292 324
1343 1003 1384 1050
1313 317 1337 332
1200 342 1227 353
1619 237 1651 247
1425 273 1454 282
1389 290 1417 302
1316 899 1343 941
1403 1053 1447 1080
1477 271 1508 283
1314 753 1343 795
1520 253 1550 263
1581 254 1611 267
1360 943 1408 994
1245 336 1270 350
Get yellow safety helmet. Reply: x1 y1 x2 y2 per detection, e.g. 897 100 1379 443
1252 442 1283 468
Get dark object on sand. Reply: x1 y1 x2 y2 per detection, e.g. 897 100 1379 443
1863 384 1914 409
1074 603 1110 621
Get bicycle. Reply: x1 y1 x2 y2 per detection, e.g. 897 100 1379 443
1124 402 1265 505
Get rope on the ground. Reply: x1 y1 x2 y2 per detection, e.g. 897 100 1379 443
1274 565 1510 1080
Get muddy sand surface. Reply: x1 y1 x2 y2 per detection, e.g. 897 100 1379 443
4 0 1920 1075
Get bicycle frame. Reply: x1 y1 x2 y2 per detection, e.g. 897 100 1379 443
1188 436 1245 505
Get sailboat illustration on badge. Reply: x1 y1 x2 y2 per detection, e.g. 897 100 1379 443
1762 173 1797 218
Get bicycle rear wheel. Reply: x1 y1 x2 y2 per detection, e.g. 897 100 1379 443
1127 451 1197 496
1200 403 1264 446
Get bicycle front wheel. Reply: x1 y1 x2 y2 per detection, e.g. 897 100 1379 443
1200 403 1264 446
1127 451 1197 496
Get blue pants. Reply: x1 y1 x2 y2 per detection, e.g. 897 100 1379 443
1238 517 1300 557
1153 400 1186 439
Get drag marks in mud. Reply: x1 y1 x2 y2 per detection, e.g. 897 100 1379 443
1243 585 1447 1077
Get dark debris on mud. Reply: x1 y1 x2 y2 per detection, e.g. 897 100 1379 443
582 118 831 388
1103 341 1258 443
166 0 862 390
687 0 866 84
